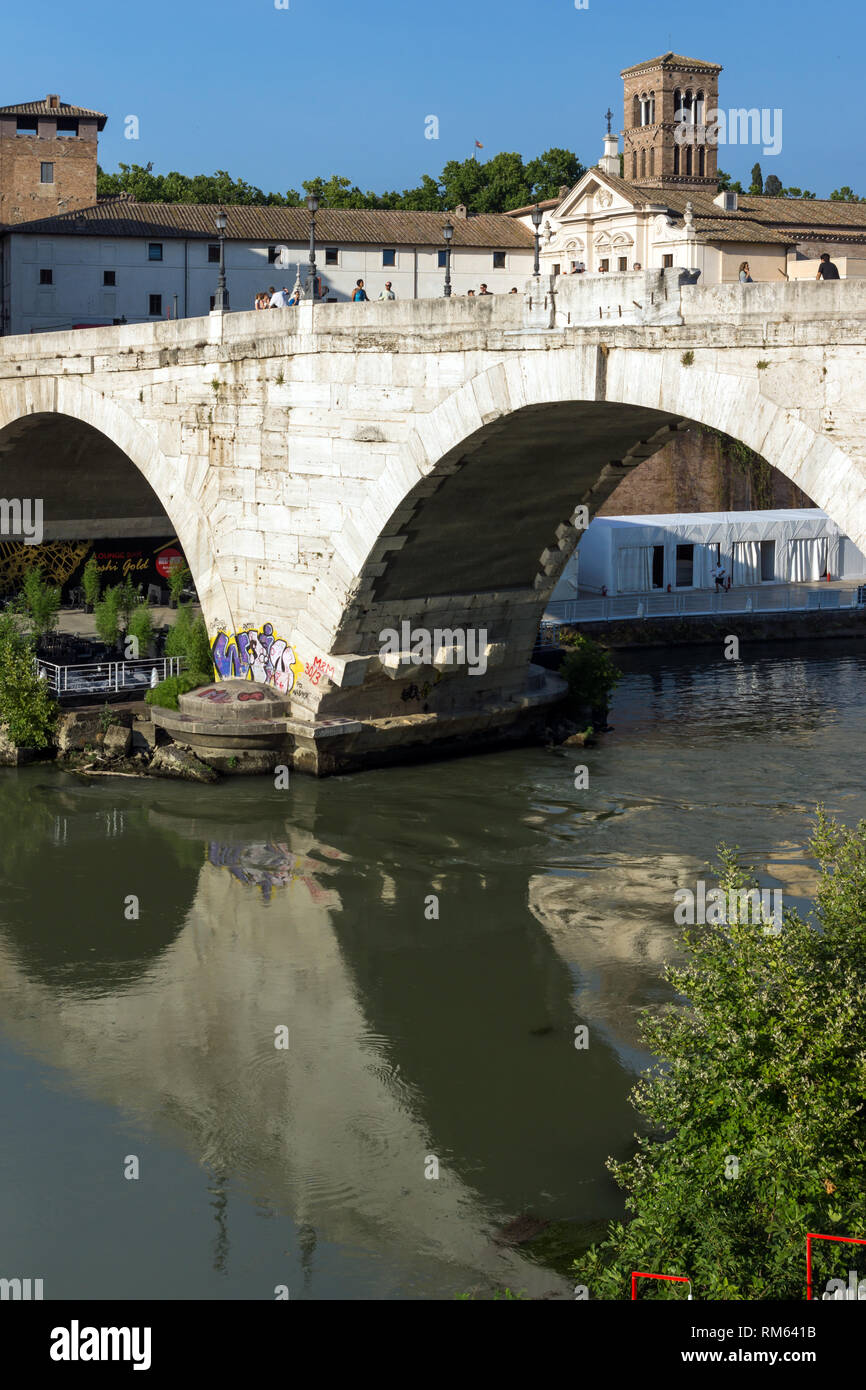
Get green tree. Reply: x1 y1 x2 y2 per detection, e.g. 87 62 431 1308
167 562 191 607
830 186 866 202
749 162 763 194
20 567 60 639
560 634 621 720
0 612 58 749
717 170 744 194
126 604 154 658
117 576 140 628
573 815 866 1300
764 174 784 197
525 148 585 201
82 554 101 610
94 585 122 648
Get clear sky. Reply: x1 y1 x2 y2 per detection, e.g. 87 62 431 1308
1 0 862 199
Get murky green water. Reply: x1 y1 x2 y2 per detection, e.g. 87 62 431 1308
1 638 864 1299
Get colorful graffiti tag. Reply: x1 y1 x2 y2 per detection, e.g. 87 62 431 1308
210 624 305 694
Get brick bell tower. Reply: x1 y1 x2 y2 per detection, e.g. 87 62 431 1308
0 94 106 224
621 53 722 191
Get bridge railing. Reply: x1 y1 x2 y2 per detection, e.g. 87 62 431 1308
544 583 862 626
36 656 184 698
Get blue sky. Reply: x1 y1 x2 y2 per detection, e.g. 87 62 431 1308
2 0 862 199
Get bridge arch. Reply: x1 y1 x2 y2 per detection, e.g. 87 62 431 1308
0 374 230 621
321 343 865 656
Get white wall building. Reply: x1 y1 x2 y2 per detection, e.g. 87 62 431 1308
558 510 866 600
0 202 534 334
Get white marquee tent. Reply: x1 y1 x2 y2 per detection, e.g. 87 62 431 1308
559 510 866 598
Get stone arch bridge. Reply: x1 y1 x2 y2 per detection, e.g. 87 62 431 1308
1 269 865 772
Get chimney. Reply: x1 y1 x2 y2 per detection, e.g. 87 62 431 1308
599 131 620 177
453 203 468 220
47 94 60 109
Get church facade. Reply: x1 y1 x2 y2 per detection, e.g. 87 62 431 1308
509 52 866 285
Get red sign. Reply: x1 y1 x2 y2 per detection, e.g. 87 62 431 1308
156 547 184 579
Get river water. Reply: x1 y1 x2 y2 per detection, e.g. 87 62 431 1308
1 638 864 1300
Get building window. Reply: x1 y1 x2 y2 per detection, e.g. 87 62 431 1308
552 263 561 276
673 144 680 176
663 254 674 268
148 243 163 261
598 259 609 272
698 147 705 177
631 151 637 178
325 248 339 265
675 543 694 588
685 145 693 177
382 249 396 267
39 268 53 285
640 148 646 179
40 162 54 184
267 246 280 264
148 294 162 317
209 295 216 311
650 147 655 177
16 116 37 135
56 118 79 138
437 249 447 268
208 244 220 263
618 257 628 272
103 270 116 286
493 251 506 269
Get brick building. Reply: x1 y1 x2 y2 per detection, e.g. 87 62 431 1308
0 94 106 225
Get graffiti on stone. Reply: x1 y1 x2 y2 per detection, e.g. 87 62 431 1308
210 624 304 693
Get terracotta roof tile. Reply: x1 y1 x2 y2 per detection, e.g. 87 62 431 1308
1 201 535 248
0 98 107 127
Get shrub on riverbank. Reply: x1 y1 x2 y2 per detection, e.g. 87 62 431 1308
94 585 122 647
559 633 621 722
572 814 866 1299
0 614 58 748
145 671 212 710
21 568 60 639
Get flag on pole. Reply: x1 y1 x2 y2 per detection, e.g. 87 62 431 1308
475 140 484 148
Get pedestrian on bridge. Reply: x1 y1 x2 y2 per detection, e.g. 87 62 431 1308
378 282 396 300
352 280 369 302
739 262 753 282
817 253 840 280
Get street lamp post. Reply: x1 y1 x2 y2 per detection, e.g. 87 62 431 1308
306 193 319 299
442 220 454 297
531 202 543 277
214 209 229 311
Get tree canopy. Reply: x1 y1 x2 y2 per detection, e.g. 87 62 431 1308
96 148 585 215
572 813 866 1300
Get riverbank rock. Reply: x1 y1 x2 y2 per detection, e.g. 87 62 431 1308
563 730 594 747
150 744 219 783
0 725 46 766
103 724 132 758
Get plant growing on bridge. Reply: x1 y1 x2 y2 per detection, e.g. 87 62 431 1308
572 815 866 1300
0 613 58 749
82 555 101 612
680 350 695 367
20 567 60 640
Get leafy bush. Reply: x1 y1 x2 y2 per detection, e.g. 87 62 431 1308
572 815 866 1300
82 554 101 609
167 562 192 605
145 670 212 710
94 585 122 647
0 613 58 748
126 603 154 658
118 576 141 627
165 605 212 675
21 567 60 639
559 634 621 714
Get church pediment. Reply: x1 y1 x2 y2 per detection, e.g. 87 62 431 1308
556 171 640 225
